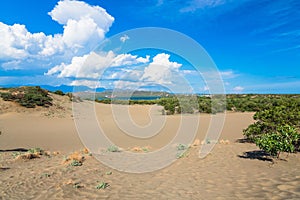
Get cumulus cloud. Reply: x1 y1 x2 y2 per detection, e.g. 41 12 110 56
49 0 114 51
142 53 182 84
0 23 46 60
112 54 149 67
46 51 115 79
49 0 113 32
0 0 114 69
46 51 150 79
46 51 184 89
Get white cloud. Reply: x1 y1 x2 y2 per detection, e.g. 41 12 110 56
111 54 149 67
49 0 114 32
46 51 115 79
142 53 182 84
48 52 184 89
0 23 45 60
0 0 114 69
233 86 244 93
46 51 150 79
120 34 130 43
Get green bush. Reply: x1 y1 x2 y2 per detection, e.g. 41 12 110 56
254 125 299 158
243 96 300 159
53 90 65 96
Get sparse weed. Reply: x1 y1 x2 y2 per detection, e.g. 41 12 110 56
142 147 149 152
177 144 188 151
176 144 190 159
107 145 120 152
40 173 51 178
70 159 82 167
105 171 112 175
28 147 44 154
96 181 109 190
176 151 187 159
73 182 83 189
12 152 22 158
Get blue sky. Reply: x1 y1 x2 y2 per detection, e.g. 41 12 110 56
0 0 299 93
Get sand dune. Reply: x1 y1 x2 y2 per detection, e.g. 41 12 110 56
0 99 299 199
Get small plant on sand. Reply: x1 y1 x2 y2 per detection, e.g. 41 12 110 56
95 181 109 190
105 171 112 175
12 152 22 158
70 159 83 166
28 147 44 154
176 151 186 159
142 146 150 153
177 144 188 151
40 173 51 178
107 145 120 152
176 144 190 159
73 182 83 189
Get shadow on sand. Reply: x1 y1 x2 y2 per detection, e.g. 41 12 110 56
238 150 273 162
235 138 252 143
0 148 28 152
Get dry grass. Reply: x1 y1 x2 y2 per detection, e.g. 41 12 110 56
63 151 85 166
81 148 90 154
219 139 230 144
192 139 200 147
130 146 151 153
15 152 41 160
14 148 44 160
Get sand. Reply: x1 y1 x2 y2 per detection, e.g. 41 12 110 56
0 96 299 199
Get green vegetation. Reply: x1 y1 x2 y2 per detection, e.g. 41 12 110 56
28 147 44 154
254 125 299 158
0 86 52 108
176 143 190 159
107 145 121 152
40 173 51 178
242 95 300 159
53 90 65 96
176 144 188 151
94 94 300 117
105 171 112 175
70 159 83 167
95 181 109 190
